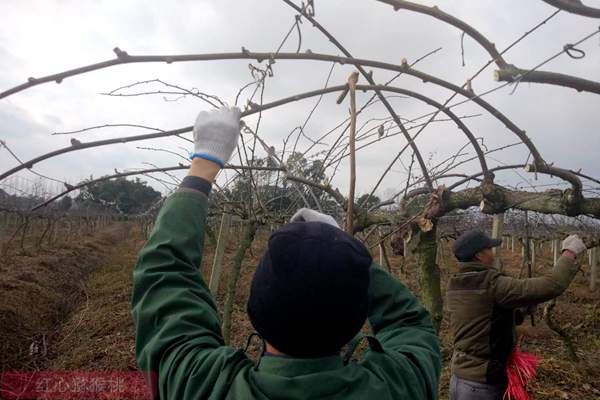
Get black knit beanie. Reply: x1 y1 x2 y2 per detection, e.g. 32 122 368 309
247 221 372 358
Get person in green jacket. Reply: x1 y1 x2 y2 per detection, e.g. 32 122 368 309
446 230 587 400
131 106 441 400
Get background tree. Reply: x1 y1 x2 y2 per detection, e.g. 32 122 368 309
76 177 161 215
356 193 381 211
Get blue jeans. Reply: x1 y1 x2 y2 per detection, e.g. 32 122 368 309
450 375 502 400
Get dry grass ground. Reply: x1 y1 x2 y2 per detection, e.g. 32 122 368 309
0 223 130 371
1 224 599 399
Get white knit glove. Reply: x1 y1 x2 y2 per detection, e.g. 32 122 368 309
290 208 340 228
191 106 241 167
561 234 586 256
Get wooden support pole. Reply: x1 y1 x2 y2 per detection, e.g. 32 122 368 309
209 211 232 296
491 213 504 269
345 71 359 234
553 239 559 266
511 236 515 253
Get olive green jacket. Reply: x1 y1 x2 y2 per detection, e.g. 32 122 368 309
131 191 441 399
446 256 578 387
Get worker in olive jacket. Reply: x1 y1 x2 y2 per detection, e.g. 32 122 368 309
447 230 586 400
131 107 441 400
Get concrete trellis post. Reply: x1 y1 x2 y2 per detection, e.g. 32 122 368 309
531 240 536 270
553 239 559 265
511 236 515 253
591 247 598 292
209 210 232 296
378 227 386 267
491 213 504 269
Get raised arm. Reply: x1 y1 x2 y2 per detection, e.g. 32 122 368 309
131 107 244 398
367 264 441 399
290 209 440 399
492 234 587 308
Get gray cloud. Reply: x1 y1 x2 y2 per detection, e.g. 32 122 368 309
1 0 599 201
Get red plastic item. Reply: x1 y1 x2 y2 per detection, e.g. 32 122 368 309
504 346 541 400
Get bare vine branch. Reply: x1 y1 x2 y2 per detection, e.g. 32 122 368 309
541 0 600 18
377 0 600 95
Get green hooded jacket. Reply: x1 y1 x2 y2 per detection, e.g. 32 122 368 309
131 190 441 399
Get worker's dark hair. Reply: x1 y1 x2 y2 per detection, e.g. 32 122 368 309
453 230 502 263
456 255 476 263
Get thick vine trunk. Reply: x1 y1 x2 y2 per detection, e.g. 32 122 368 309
401 185 600 222
222 221 258 344
209 211 232 296
543 299 578 361
414 226 443 332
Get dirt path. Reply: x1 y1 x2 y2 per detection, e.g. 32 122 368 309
42 227 144 371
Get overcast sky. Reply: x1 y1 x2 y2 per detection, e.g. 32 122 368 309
1 0 599 202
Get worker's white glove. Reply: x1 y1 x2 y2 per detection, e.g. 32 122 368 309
561 234 586 256
290 208 340 228
191 106 241 167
